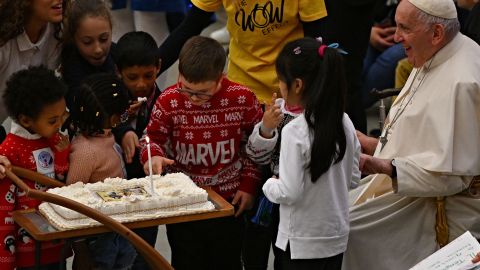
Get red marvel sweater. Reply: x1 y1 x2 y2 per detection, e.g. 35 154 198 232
0 122 69 269
140 78 263 200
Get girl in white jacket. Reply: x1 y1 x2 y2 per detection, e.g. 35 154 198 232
262 37 361 270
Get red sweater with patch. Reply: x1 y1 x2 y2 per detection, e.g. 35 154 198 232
140 78 263 200
0 122 69 269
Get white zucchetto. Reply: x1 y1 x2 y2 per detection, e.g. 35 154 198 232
408 0 457 19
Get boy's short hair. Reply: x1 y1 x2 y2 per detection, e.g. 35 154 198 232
3 66 67 121
178 36 226 83
113 31 160 71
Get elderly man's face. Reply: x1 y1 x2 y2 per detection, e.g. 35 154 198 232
394 1 435 68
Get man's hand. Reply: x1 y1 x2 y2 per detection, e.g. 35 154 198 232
356 130 379 155
0 155 11 179
261 93 283 138
232 190 255 217
143 156 175 175
360 154 393 176
370 26 397 51
122 131 139 164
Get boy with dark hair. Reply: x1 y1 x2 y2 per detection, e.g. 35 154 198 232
112 31 162 270
113 31 161 178
139 36 263 270
0 66 70 269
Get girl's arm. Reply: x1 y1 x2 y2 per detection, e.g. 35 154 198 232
262 124 306 205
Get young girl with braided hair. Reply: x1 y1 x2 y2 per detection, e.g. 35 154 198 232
66 73 136 270
261 37 361 270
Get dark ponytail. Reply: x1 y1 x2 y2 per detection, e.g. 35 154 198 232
276 38 347 183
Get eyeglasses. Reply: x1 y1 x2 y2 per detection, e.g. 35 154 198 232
176 81 214 101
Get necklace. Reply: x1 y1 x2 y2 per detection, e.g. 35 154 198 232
379 57 434 151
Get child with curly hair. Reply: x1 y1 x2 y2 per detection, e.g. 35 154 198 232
0 0 70 142
0 66 70 269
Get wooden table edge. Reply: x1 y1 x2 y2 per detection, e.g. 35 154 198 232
13 188 234 241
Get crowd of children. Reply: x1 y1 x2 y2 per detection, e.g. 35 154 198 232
1 1 478 270
0 0 396 269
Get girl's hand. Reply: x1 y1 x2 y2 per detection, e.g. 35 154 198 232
473 252 480 263
121 131 139 164
0 155 11 179
261 93 283 138
144 156 175 175
54 133 70 152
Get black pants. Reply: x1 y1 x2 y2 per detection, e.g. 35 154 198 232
242 165 280 270
278 245 343 270
19 262 66 270
166 216 244 270
131 226 159 270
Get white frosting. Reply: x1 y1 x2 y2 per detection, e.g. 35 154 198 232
40 173 214 227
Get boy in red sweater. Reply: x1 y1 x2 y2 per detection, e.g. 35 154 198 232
0 66 70 269
140 36 263 270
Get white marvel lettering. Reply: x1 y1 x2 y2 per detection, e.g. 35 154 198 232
197 144 209 166
175 139 236 166
185 144 196 164
193 114 219 124
224 112 243 122
172 115 188 125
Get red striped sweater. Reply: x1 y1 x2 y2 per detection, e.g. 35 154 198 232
140 78 263 200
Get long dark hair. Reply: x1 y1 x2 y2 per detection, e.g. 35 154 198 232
69 73 129 136
0 0 70 46
276 37 347 183
62 0 112 45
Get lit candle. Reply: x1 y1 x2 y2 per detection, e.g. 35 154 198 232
146 136 154 194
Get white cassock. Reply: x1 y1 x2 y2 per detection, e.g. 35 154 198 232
343 33 480 270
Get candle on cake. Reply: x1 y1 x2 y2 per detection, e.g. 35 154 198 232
145 136 154 194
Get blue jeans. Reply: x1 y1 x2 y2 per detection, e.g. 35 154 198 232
88 232 136 270
361 43 406 108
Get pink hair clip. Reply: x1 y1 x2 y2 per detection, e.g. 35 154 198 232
318 45 327 58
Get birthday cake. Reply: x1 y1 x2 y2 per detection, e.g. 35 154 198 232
39 173 215 230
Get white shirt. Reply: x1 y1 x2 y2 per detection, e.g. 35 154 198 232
263 113 361 259
0 23 61 122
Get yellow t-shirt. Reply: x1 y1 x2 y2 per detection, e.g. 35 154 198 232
192 0 327 103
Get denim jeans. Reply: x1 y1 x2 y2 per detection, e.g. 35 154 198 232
361 43 406 108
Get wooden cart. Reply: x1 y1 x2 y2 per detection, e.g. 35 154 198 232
7 167 234 270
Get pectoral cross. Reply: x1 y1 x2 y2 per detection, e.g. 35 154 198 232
379 127 389 151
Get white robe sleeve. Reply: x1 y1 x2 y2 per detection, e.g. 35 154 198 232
262 124 305 205
395 157 472 197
